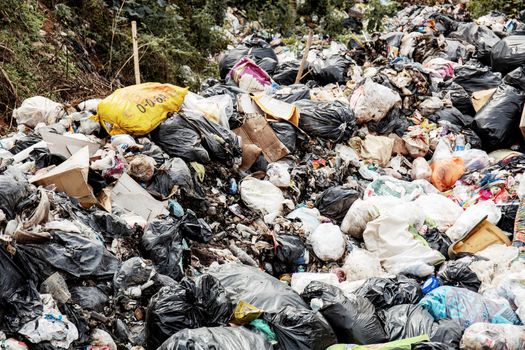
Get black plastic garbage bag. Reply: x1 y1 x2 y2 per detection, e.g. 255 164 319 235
273 234 305 275
367 108 410 136
89 211 134 238
441 82 476 116
463 128 483 150
449 22 501 61
271 122 298 153
0 247 42 332
17 231 119 280
157 326 273 350
0 174 29 220
113 257 157 292
267 306 337 350
272 84 311 103
294 100 356 142
437 260 481 292
141 218 186 281
411 342 456 350
503 66 525 90
443 39 470 62
491 33 525 74
200 83 244 99
219 45 278 78
145 274 233 350
424 228 452 259
380 305 463 346
10 134 42 154
430 107 474 128
379 304 434 341
273 61 302 85
151 115 241 166
178 209 213 243
301 281 388 344
210 263 308 312
315 185 361 222
309 55 351 85
70 286 108 312
30 149 66 169
257 56 278 76
147 158 194 200
356 276 423 310
474 84 525 151
498 204 518 233
453 65 502 94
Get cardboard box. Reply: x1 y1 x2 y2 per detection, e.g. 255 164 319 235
41 131 100 158
30 146 100 209
111 173 169 222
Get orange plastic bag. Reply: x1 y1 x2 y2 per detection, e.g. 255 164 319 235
430 156 465 192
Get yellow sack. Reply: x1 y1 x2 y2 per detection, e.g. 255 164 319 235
94 82 188 136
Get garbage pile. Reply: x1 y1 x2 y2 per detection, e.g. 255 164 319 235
2 3 525 350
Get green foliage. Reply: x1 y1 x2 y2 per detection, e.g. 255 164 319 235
468 0 522 18
364 0 398 32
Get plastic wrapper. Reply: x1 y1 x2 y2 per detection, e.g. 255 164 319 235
145 274 233 350
158 326 273 350
229 56 272 93
294 100 356 142
364 176 438 201
460 323 525 350
419 286 521 327
474 84 525 151
301 281 388 344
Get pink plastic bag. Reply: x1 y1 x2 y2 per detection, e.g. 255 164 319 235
229 56 271 92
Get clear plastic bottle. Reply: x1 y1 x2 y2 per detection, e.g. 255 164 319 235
455 134 465 151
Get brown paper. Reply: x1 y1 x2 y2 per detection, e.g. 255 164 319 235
234 114 289 170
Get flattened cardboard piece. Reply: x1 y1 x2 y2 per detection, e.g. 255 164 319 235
471 88 496 113
111 173 168 222
41 131 100 158
234 114 289 166
251 94 300 126
30 146 98 208
239 143 262 171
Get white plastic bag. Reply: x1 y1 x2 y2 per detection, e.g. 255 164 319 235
341 196 404 239
13 96 65 128
342 247 386 281
446 200 502 241
460 323 525 350
309 223 346 261
240 177 285 223
414 193 463 230
290 272 340 294
111 134 137 149
411 157 432 181
266 161 291 187
286 207 321 235
363 207 445 277
181 92 233 129
431 139 452 163
349 79 402 124
18 294 79 348
88 329 117 350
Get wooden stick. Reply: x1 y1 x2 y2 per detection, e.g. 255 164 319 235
295 29 313 84
131 21 140 85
